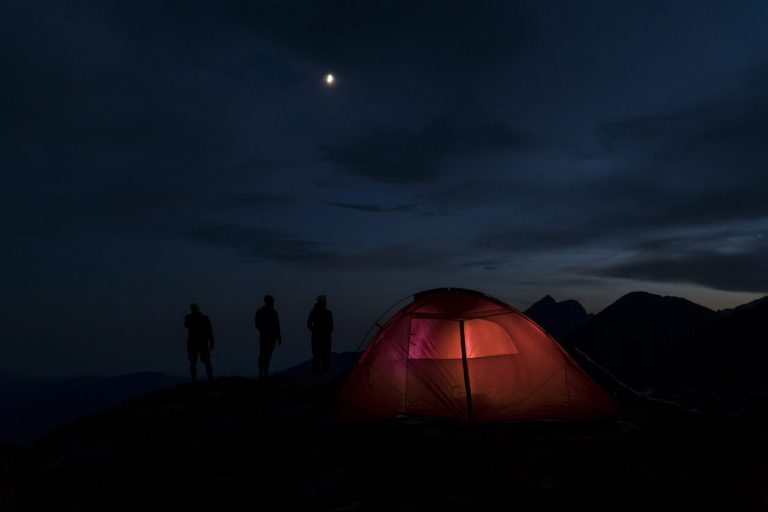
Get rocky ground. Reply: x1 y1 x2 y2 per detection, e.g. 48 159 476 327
1 375 767 511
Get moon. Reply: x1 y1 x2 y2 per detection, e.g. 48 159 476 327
325 73 335 85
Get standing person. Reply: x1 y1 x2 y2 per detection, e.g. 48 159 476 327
307 295 333 374
184 303 214 383
254 294 282 378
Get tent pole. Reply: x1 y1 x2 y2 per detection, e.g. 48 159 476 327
459 320 473 424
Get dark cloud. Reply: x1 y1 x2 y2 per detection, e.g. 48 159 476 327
594 68 768 229
443 65 768 259
0 0 306 237
455 68 768 274
327 202 418 213
4 0 768 376
184 223 484 272
325 118 528 182
232 1 528 71
184 224 331 264
604 242 768 293
210 192 296 211
596 222 768 292
5 182 296 240
472 223 599 253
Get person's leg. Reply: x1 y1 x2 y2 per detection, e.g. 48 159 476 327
263 340 275 376
258 339 266 377
259 338 275 377
204 360 213 382
322 338 331 373
188 347 198 382
200 350 213 383
311 338 320 374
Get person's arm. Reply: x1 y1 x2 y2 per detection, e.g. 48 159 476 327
329 311 334 335
307 311 313 332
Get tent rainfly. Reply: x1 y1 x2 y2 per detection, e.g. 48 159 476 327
333 288 622 423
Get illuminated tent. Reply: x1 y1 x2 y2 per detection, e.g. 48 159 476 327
333 288 621 423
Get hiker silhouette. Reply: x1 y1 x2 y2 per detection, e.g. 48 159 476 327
307 295 333 374
254 294 282 377
184 303 214 383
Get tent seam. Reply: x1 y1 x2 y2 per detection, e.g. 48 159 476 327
505 368 566 416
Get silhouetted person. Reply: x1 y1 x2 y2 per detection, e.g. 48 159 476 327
307 294 333 374
184 303 214 383
254 294 282 377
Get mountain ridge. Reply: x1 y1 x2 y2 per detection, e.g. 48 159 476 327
524 295 591 340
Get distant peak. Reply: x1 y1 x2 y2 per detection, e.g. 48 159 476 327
526 295 588 314
524 294 590 340
534 295 557 305
613 291 665 306
607 290 714 315
719 295 768 315
559 299 588 315
622 291 658 299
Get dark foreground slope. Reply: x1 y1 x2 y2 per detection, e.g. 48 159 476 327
0 372 185 444
2 374 768 511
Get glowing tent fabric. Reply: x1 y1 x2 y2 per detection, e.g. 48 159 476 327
333 288 621 423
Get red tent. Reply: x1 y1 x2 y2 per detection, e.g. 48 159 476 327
333 288 622 423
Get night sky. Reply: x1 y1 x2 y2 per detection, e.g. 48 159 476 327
3 1 767 377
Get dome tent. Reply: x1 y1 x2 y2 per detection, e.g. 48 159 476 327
333 288 621 423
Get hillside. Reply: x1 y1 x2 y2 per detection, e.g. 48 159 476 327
0 372 185 444
1 374 767 511
2 292 768 510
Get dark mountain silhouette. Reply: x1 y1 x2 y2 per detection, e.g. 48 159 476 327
564 291 718 388
4 293 768 509
717 295 768 316
0 372 184 444
683 298 768 390
524 295 591 340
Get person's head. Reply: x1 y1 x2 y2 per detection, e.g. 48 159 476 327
190 303 200 313
316 294 327 307
264 294 275 307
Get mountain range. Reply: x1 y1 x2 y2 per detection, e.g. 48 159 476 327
523 295 591 340
1 290 766 445
530 291 768 393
